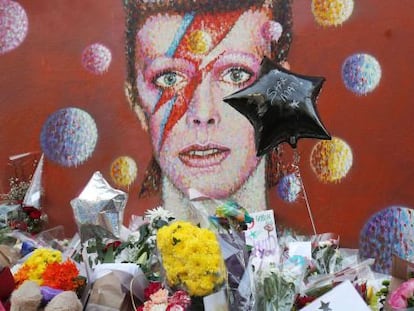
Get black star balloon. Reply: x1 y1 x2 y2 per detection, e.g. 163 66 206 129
223 57 331 156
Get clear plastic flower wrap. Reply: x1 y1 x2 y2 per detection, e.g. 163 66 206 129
278 231 344 281
250 239 308 311
297 258 376 309
308 233 342 276
188 189 254 310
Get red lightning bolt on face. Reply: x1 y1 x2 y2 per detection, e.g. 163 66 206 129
151 10 243 152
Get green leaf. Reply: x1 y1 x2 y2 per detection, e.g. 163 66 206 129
137 224 150 244
80 224 117 242
103 245 115 263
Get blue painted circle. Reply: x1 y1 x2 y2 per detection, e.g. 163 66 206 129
342 53 381 95
40 107 97 167
277 173 302 203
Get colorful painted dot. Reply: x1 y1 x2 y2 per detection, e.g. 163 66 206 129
110 156 138 188
0 0 28 54
40 107 98 167
187 30 212 55
277 172 302 203
360 206 414 274
311 0 354 27
310 137 353 183
261 21 282 42
342 53 382 95
81 43 112 75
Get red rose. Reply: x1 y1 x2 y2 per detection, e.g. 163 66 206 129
295 295 316 308
103 241 122 253
11 221 27 231
144 282 162 300
29 210 42 219
22 206 37 213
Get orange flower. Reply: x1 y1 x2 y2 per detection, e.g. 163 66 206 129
41 260 80 291
14 265 30 287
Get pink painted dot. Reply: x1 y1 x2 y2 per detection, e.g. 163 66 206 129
0 0 28 55
81 43 112 75
261 21 282 43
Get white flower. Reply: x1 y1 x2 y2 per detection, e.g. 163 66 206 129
115 247 131 263
148 303 168 311
144 206 175 225
128 230 141 243
147 235 156 247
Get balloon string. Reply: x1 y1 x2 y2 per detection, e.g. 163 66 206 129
299 169 317 236
293 150 317 236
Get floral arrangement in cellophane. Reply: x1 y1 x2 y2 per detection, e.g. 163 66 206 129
2 154 47 234
10 205 47 234
156 220 226 297
115 207 176 280
2 176 47 234
13 247 85 292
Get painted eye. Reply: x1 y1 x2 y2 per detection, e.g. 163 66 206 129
221 67 253 85
153 71 187 90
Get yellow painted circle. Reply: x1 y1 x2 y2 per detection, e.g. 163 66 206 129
310 137 353 183
110 156 138 187
311 0 354 27
187 30 212 55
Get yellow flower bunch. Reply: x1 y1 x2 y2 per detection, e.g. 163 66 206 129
157 221 226 297
14 248 62 285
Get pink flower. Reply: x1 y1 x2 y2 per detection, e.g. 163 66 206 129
388 279 414 308
150 289 169 304
388 293 408 308
166 304 184 311
397 280 414 298
168 290 191 309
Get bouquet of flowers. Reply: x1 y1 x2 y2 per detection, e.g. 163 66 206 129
13 247 85 292
251 253 307 311
2 154 47 234
114 207 176 281
156 221 227 297
9 205 47 234
137 281 191 311
308 234 342 276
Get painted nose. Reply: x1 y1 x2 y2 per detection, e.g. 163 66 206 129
190 116 217 126
186 74 221 127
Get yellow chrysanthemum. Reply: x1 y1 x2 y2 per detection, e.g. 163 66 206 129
157 221 226 296
14 248 62 285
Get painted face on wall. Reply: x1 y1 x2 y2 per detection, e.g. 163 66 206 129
135 7 279 198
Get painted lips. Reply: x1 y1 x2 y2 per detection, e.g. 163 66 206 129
178 144 230 168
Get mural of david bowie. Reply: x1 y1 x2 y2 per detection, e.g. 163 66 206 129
123 0 293 219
